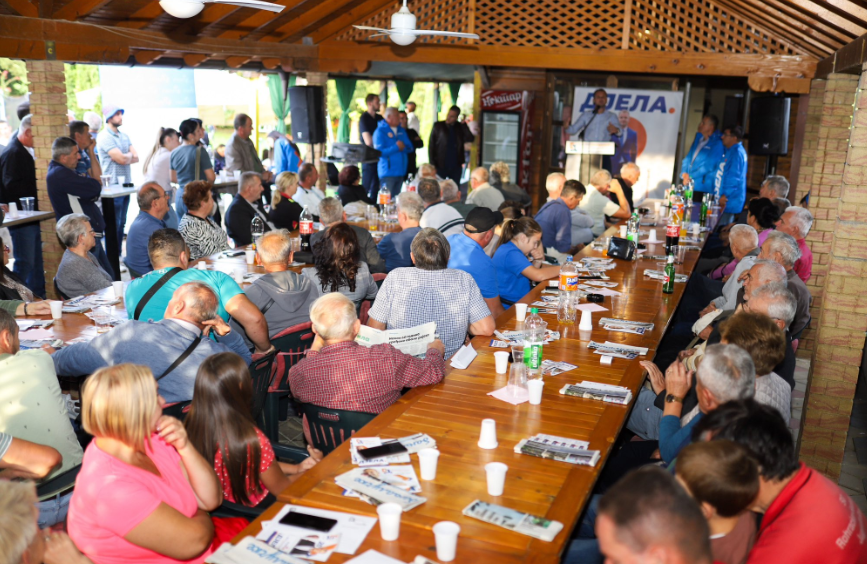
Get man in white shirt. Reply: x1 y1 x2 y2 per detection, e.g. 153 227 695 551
293 163 326 212
465 167 504 211
405 101 421 133
418 177 464 237
579 169 631 237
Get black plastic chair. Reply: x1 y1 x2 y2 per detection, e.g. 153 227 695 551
299 403 377 455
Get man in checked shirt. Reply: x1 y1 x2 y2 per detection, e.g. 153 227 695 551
288 293 446 417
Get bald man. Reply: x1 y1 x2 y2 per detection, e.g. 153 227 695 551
125 182 169 276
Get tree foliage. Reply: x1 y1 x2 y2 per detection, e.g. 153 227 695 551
0 58 28 98
64 63 101 120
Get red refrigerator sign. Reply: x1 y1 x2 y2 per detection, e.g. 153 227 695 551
481 89 535 191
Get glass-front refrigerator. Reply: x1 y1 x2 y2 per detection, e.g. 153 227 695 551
480 90 535 191
481 111 520 172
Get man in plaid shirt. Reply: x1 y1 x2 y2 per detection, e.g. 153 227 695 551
289 293 446 414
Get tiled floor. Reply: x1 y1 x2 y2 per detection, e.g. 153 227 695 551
840 366 867 515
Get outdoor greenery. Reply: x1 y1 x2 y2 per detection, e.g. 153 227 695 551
64 63 101 120
0 59 28 98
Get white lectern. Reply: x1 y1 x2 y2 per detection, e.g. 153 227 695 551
565 141 615 185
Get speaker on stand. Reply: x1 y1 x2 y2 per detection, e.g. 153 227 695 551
289 86 327 145
748 96 791 178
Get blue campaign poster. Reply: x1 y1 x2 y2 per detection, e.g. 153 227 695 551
99 66 197 109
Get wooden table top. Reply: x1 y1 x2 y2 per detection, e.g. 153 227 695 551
1 209 55 228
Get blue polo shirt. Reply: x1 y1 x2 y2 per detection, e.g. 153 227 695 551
447 233 499 299
492 241 532 304
534 198 572 254
377 226 421 272
125 211 167 275
125 267 244 322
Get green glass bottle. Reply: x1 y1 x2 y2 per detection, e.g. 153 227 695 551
663 254 676 294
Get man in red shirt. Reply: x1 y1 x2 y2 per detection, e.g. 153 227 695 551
775 206 813 282
695 400 867 564
288 292 445 416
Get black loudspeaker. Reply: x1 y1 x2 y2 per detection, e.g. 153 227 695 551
289 86 327 144
749 97 791 156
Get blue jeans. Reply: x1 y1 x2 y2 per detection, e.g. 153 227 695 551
381 176 404 198
9 223 45 298
115 195 130 250
718 212 736 227
91 237 115 279
562 494 603 564
37 490 73 528
362 163 379 200
626 388 664 440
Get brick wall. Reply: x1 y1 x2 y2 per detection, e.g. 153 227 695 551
27 60 70 299
798 72 864 480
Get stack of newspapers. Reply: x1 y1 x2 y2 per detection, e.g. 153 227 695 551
514 433 601 467
335 468 427 511
599 318 654 335
643 269 688 283
462 500 564 542
588 341 648 360
559 381 633 405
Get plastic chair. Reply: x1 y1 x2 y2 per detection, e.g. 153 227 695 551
359 273 387 325
299 403 377 455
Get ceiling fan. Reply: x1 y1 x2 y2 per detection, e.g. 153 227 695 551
159 0 285 19
354 0 480 46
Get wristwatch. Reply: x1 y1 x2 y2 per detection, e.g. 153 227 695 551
665 393 684 404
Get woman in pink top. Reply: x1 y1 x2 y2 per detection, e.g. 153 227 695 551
710 198 779 280
68 364 230 564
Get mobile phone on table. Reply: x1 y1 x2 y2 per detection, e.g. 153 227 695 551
222 250 245 257
279 509 338 533
357 441 408 460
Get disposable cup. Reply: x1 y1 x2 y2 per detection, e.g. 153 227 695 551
619 225 627 238
648 229 658 242
417 448 440 481
675 245 687 265
197 261 207 270
233 268 245 283
19 197 34 212
528 379 544 405
377 503 402 541
485 462 508 496
514 302 528 322
49 301 63 320
7 202 18 217
233 170 242 181
493 351 509 374
112 281 124 300
118 175 126 185
692 223 700 237
100 174 111 187
578 309 593 331
432 521 461 562
245 250 255 265
478 418 498 449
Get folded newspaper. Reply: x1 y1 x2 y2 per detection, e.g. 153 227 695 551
643 269 688 283
349 434 436 467
341 465 422 500
540 360 578 376
560 381 633 405
494 329 561 346
598 318 655 335
62 294 121 313
335 468 427 511
206 538 310 564
355 322 436 357
462 500 564 542
514 433 601 467
587 341 638 360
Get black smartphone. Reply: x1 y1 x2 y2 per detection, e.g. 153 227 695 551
357 441 408 460
222 250 245 257
279 510 338 533
578 275 602 280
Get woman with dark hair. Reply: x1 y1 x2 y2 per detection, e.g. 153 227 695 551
143 127 181 229
303 223 378 306
0 242 36 302
178 181 230 261
185 353 320 508
492 217 561 305
171 119 216 217
336 165 376 207
747 197 781 247
484 200 525 256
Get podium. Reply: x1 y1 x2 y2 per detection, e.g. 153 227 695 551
564 141 615 185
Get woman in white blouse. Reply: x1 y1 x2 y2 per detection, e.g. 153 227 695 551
142 127 181 229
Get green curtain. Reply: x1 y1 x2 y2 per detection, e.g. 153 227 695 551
435 83 442 114
394 80 414 110
334 77 357 143
267 73 297 134
448 82 462 107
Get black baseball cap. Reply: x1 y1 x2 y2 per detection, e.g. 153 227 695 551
464 207 504 233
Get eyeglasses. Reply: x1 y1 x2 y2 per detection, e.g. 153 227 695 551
2 245 9 254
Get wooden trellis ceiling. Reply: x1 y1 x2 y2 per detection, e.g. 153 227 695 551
337 0 471 44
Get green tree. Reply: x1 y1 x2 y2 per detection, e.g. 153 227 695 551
0 58 28 98
64 63 101 120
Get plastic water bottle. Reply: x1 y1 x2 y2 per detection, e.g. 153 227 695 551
558 257 579 325
626 212 640 246
378 183 391 206
250 216 266 266
524 308 547 378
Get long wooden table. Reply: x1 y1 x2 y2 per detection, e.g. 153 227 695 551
230 222 705 563
0 209 55 228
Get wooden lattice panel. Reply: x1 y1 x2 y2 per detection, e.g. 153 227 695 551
630 0 805 55
337 0 471 44
475 0 622 49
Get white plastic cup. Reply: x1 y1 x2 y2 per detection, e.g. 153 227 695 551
619 225 627 238
493 351 509 374
233 170 242 181
417 448 440 481
7 202 18 218
478 418 498 449
485 462 508 496
514 302 528 322
432 521 461 562
219 170 228 182
196 261 207 270
49 301 63 320
692 223 700 237
648 229 658 242
245 250 255 265
528 379 544 405
233 268 245 283
578 309 593 331
377 503 402 541
654 201 661 215
112 281 124 300
118 175 126 185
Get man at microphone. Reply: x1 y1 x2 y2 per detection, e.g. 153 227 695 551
565 89 622 142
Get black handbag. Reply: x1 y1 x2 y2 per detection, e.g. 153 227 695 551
607 236 636 261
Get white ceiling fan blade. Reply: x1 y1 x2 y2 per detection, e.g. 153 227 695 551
205 0 285 12
411 30 480 39
354 25 391 32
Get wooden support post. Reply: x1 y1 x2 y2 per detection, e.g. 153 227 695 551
622 0 633 50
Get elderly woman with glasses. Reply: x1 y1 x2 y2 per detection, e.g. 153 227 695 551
55 213 112 298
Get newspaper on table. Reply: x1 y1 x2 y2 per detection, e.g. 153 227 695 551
587 341 639 360
255 531 340 563
349 437 411 467
335 468 427 511
449 343 476 369
489 339 510 348
514 433 601 467
15 319 53 330
355 322 436 357
341 465 422 499
462 500 564 542
397 432 437 453
603 341 649 356
643 269 688 283
62 294 120 313
206 538 310 564
599 318 654 335
540 360 578 376
560 381 633 405
583 281 619 288
494 329 561 346
256 504 376 556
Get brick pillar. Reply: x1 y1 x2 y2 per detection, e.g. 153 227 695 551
304 71 329 194
26 60 69 300
798 71 863 480
794 80 826 206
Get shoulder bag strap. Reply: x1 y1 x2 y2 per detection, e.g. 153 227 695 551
133 267 183 321
260 297 276 315
156 335 202 381
194 146 202 182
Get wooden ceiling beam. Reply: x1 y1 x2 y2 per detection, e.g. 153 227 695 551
116 1 164 30
133 49 163 64
37 0 51 18
268 0 359 43
774 0 867 37
225 55 252 68
215 0 306 40
174 4 240 36
821 0 867 23
183 53 210 67
0 0 37 17
53 0 112 20
305 0 395 44
747 0 855 44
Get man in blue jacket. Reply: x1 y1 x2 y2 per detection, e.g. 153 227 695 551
679 114 723 201
373 107 414 198
46 136 114 277
714 125 748 226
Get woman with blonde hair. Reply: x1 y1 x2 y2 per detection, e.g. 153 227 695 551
492 216 560 305
67 364 246 564
268 171 304 230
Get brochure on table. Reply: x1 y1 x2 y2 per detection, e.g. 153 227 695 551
256 504 376 556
